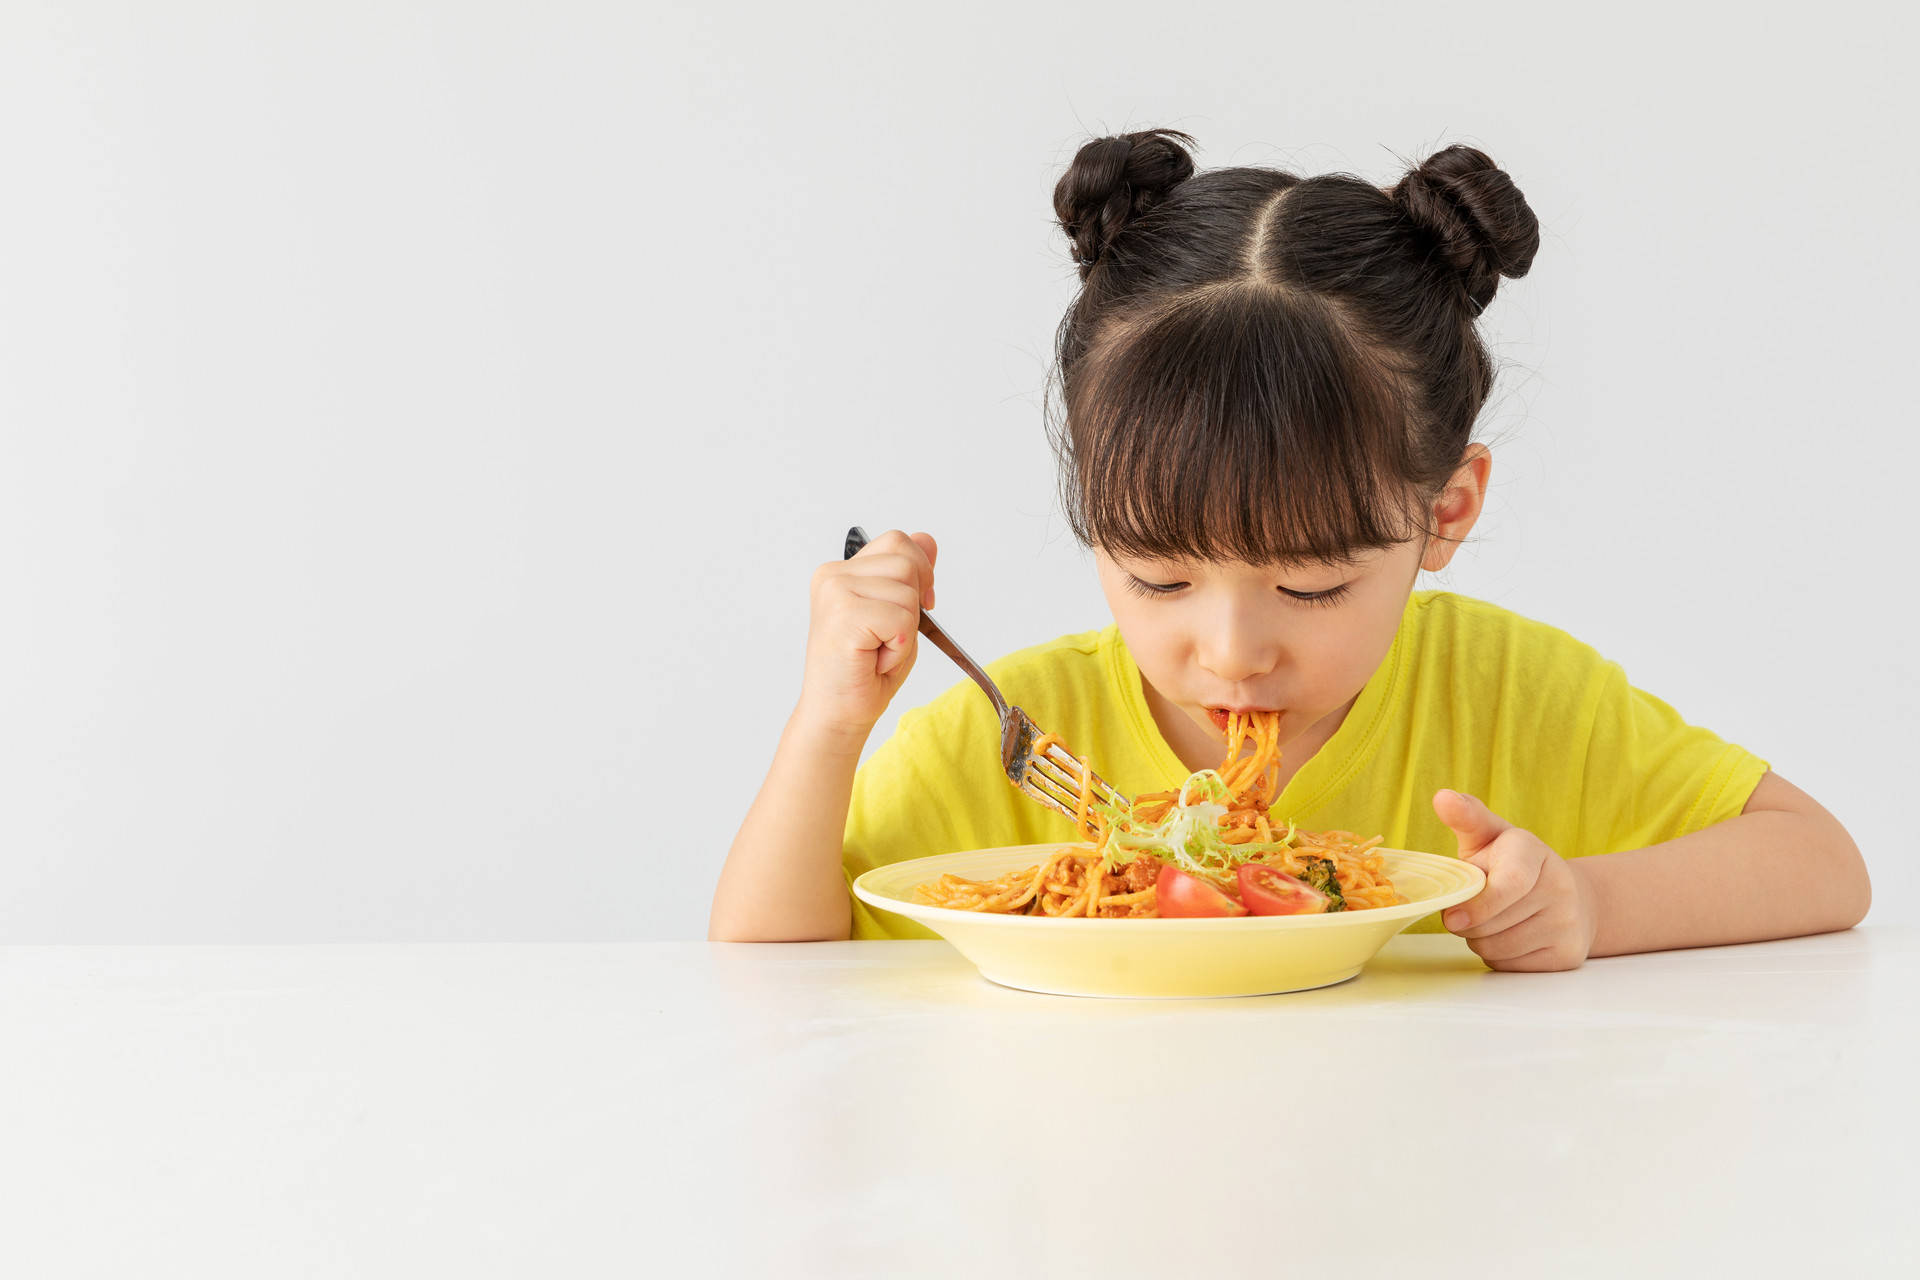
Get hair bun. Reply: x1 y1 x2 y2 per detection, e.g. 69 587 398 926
1053 129 1198 274
1391 145 1541 315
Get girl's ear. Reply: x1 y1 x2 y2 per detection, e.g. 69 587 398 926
1420 444 1492 572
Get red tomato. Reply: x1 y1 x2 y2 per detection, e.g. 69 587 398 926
1236 863 1329 916
1155 865 1249 917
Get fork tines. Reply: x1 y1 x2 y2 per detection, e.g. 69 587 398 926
1022 743 1125 826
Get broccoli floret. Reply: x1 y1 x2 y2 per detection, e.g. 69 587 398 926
1296 856 1347 912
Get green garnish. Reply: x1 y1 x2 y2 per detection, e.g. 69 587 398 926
1292 856 1348 911
1091 769 1301 877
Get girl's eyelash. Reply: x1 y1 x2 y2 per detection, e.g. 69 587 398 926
1121 575 1354 607
1121 575 1185 600
1286 581 1353 608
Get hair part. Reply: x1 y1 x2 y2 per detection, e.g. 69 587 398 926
1044 130 1540 568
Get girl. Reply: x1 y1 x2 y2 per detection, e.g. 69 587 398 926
708 130 1869 969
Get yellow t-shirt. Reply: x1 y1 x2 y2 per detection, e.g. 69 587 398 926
842 590 1771 940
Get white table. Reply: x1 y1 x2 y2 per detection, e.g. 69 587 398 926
3 929 1914 1278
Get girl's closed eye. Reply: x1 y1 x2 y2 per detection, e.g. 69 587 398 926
1119 573 1183 600
1280 581 1352 608
1120 573 1353 607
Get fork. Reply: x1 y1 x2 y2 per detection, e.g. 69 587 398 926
842 525 1129 827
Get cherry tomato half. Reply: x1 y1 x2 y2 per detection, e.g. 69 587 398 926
1236 863 1329 916
1155 865 1249 917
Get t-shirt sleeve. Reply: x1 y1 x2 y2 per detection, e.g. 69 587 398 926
1575 660 1772 857
841 678 1034 939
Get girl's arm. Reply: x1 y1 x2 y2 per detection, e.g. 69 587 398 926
708 528 940 943
1572 770 1870 957
707 705 864 942
1433 773 1869 970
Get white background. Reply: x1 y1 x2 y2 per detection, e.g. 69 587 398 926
2 2 1910 942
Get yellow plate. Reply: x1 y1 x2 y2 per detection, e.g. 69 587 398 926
853 843 1485 998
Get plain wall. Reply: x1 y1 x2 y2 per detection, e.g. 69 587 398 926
2 1 1910 941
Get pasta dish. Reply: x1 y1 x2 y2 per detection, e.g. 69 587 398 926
912 711 1402 918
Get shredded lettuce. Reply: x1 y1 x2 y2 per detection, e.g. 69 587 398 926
1092 769 1299 876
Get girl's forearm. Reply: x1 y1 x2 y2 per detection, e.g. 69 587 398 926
708 703 866 942
1570 809 1870 958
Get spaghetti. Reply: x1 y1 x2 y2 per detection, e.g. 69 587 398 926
913 711 1403 917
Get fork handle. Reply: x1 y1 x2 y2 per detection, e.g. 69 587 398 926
843 526 1009 721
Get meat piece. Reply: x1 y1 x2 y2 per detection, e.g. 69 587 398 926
1093 853 1156 890
1120 854 1162 895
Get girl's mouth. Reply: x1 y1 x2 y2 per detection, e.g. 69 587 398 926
1206 707 1279 732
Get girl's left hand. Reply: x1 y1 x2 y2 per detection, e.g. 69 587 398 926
1432 789 1599 971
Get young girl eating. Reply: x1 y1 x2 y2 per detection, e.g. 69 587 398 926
708 129 1869 968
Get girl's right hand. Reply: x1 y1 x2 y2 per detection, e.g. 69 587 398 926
794 528 939 747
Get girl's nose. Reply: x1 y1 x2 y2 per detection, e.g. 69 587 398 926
1194 608 1280 686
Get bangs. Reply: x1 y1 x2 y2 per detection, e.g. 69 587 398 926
1055 286 1429 568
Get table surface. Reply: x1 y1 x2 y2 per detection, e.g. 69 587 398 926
3 928 1915 1279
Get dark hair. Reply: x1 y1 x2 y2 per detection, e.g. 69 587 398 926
1044 129 1541 568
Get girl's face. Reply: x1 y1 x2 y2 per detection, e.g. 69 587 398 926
1093 445 1491 757
1094 540 1422 753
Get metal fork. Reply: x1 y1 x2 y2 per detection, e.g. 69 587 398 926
843 525 1128 826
